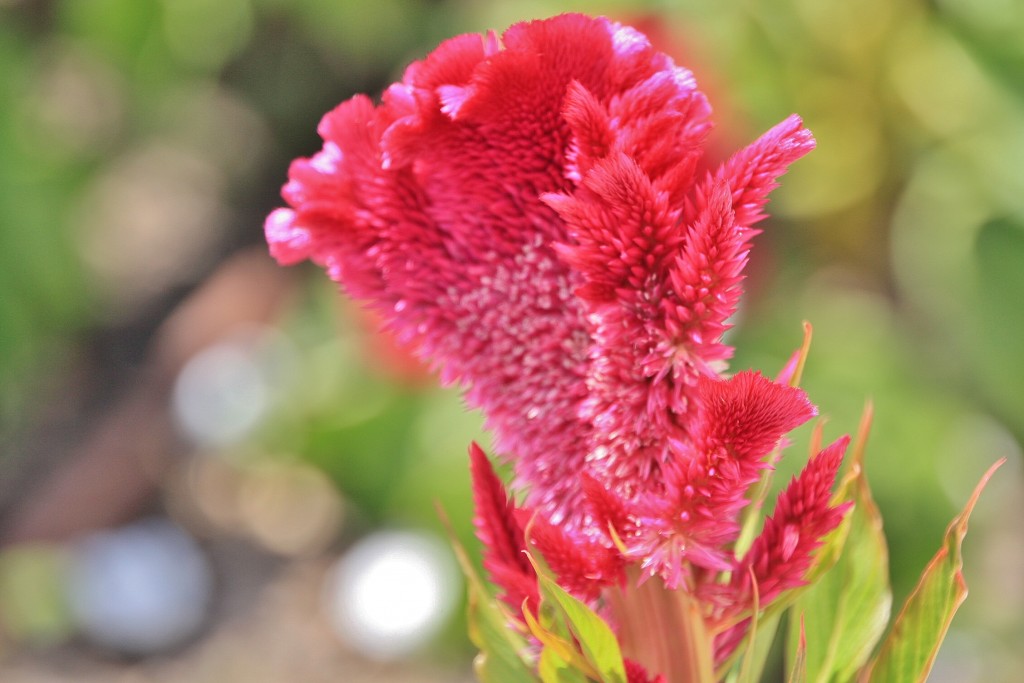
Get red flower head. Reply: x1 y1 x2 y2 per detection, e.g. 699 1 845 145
267 12 848 672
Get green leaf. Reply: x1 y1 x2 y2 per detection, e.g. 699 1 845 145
539 645 590 683
469 587 536 683
731 610 781 683
861 459 1003 683
523 598 597 678
539 576 627 683
528 554 627 683
788 405 892 683
438 506 536 683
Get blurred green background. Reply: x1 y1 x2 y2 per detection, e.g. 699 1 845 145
0 0 1022 681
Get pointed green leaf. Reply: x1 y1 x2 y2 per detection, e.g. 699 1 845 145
523 597 598 678
528 554 627 683
862 459 1003 683
727 563 774 683
788 618 808 683
787 407 892 683
539 575 626 683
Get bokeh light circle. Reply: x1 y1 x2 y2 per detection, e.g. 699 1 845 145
322 530 459 660
67 518 213 655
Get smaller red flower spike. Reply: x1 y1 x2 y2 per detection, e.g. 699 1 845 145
733 435 852 608
581 471 637 541
695 370 817 462
626 371 817 586
529 516 624 602
707 437 849 663
468 443 537 613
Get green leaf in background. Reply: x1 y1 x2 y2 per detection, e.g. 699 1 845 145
861 458 1004 683
528 553 627 683
787 404 892 682
0 546 75 647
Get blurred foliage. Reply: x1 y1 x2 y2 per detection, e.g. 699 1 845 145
0 0 1022 680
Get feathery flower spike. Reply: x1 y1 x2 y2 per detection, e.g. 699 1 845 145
267 14 815 528
267 13 848 677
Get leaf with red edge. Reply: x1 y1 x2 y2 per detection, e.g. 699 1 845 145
775 322 813 388
861 459 1004 683
788 617 807 683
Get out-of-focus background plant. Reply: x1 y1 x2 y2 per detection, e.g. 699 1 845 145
0 0 1020 681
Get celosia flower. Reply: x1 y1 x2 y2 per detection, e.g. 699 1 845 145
267 12 849 676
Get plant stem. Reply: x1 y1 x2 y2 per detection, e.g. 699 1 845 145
608 571 716 683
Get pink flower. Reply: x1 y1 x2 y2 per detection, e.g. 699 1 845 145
619 371 819 586
267 12 849 674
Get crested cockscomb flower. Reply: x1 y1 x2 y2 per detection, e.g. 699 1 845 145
267 12 850 678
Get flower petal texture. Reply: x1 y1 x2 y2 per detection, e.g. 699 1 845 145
268 13 813 525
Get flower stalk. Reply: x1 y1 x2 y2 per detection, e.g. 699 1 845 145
609 569 715 683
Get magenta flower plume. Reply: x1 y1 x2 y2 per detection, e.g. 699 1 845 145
267 12 849 675
267 13 813 520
